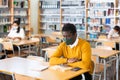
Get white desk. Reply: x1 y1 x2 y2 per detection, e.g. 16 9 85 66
0 57 89 80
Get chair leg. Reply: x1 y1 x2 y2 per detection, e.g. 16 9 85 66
4 50 7 58
12 50 15 56
99 73 102 80
81 74 85 80
12 74 15 80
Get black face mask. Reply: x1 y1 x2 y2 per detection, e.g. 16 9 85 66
63 37 73 45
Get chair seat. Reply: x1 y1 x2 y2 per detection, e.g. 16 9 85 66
0 53 6 59
95 63 104 73
22 50 36 54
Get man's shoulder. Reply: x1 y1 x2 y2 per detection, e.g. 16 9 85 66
78 38 90 45
78 38 88 42
59 42 66 46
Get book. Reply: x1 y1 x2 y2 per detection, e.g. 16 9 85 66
50 65 72 72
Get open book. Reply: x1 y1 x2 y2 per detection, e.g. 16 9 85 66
50 65 72 72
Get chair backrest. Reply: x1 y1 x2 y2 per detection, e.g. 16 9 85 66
97 35 115 48
2 41 14 51
30 37 40 41
102 41 115 48
0 72 15 80
95 41 114 50
96 46 113 50
45 36 56 43
98 35 107 39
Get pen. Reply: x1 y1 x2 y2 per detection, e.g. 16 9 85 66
40 67 48 71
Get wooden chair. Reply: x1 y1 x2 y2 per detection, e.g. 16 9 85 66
94 43 116 80
40 35 59 48
2 41 15 57
96 35 115 49
0 71 15 80
92 55 104 80
22 37 40 56
98 35 107 39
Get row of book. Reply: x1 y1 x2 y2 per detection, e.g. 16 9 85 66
14 10 27 16
14 0 28 8
87 18 114 25
41 23 60 31
62 17 85 23
88 9 114 17
42 9 60 14
39 1 60 8
61 1 84 7
88 2 114 8
41 17 60 22
62 9 85 15
0 0 9 7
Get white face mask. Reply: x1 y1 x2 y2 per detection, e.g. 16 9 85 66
12 26 18 30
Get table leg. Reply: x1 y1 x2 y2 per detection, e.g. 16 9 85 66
28 44 31 55
116 54 119 80
45 51 48 62
16 46 21 56
103 59 107 80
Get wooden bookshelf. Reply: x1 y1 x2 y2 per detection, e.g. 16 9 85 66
38 0 60 34
60 0 86 39
0 0 31 37
38 0 86 39
38 0 120 40
86 0 116 39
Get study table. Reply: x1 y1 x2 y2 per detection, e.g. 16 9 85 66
0 38 40 56
92 48 120 80
93 38 120 80
13 38 39 56
91 38 120 50
0 57 89 80
42 46 120 80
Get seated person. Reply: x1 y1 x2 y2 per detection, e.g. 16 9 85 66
49 23 93 80
107 25 120 39
107 26 120 50
7 20 25 41
4 20 25 54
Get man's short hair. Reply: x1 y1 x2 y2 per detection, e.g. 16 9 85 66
62 23 76 34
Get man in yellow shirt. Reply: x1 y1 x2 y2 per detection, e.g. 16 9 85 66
49 23 93 80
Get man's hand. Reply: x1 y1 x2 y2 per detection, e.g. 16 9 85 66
67 58 79 63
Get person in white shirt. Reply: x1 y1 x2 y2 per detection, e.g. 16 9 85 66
107 26 120 39
107 25 120 50
7 20 25 40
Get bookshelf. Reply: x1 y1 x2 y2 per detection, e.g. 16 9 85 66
38 0 86 39
38 0 120 40
0 0 11 37
86 0 116 39
60 0 86 39
13 0 31 36
38 0 60 34
115 0 120 25
0 0 30 37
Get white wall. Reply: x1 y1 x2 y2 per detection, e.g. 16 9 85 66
30 0 39 34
